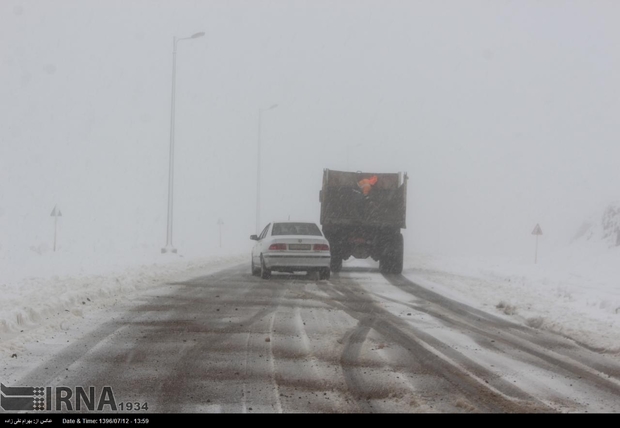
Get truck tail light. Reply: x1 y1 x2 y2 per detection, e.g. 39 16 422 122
313 244 330 251
268 243 287 250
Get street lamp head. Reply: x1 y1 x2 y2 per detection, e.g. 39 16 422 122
269 104 278 110
191 32 205 39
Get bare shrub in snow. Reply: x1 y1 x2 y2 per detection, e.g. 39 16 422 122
526 317 544 329
496 301 517 315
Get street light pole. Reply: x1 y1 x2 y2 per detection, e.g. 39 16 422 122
256 104 278 234
162 32 205 254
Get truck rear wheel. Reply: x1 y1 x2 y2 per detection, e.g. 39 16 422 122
330 257 342 273
380 233 403 274
392 233 404 274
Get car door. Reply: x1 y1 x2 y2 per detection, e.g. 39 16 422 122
253 223 271 265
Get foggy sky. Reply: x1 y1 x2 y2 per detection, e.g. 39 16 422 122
2 0 620 261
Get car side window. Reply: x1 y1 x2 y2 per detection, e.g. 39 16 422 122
258 223 271 240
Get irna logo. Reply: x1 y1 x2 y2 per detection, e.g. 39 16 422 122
1 383 117 412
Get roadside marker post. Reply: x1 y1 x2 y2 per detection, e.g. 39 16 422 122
50 205 62 252
531 223 543 264
217 218 224 248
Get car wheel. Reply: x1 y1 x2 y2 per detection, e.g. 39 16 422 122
306 270 319 280
251 257 259 276
319 268 330 280
260 255 271 279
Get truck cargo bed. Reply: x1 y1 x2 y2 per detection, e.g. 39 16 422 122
320 170 407 228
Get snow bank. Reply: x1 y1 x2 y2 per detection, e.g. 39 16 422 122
406 243 620 355
0 249 246 352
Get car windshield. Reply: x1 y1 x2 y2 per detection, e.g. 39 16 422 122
272 222 322 236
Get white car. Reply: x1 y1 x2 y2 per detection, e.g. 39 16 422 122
250 222 331 280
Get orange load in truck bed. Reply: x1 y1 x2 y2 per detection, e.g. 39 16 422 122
357 175 378 195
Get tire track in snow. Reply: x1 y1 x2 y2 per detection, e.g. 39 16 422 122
316 272 552 412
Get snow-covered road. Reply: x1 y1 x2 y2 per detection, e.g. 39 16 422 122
2 253 620 413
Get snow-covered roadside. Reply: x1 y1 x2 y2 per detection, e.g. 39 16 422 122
403 250 620 356
0 252 247 356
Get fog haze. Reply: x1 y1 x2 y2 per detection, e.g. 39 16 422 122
2 0 619 262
